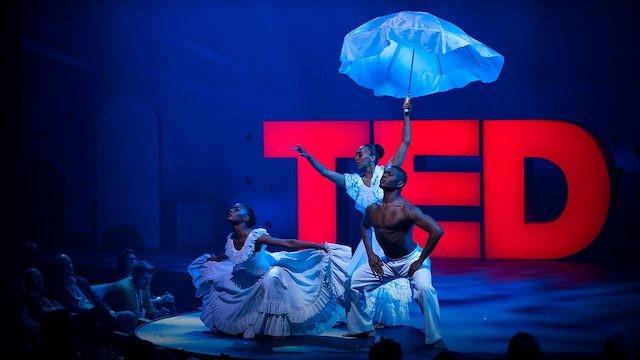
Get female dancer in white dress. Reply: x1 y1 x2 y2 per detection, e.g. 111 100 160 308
292 99 412 327
188 203 351 339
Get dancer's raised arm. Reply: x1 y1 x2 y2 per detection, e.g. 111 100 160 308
387 98 412 167
257 234 327 251
292 144 345 186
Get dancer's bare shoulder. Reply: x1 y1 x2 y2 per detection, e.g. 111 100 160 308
401 200 423 220
364 203 379 219
364 203 381 226
365 203 380 214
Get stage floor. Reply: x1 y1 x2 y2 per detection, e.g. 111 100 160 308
136 312 456 359
127 258 640 359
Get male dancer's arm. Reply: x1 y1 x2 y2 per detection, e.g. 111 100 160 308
406 205 444 276
292 144 345 186
387 98 412 167
257 234 327 251
361 205 384 276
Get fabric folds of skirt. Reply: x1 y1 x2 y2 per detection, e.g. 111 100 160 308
188 244 351 338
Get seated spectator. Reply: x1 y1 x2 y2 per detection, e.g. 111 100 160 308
116 249 177 315
19 268 61 357
104 260 169 320
507 332 541 360
369 337 402 360
116 248 137 280
47 253 137 334
22 240 42 270
22 268 62 321
602 333 631 360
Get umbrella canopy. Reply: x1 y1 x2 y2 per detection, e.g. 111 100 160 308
339 11 504 98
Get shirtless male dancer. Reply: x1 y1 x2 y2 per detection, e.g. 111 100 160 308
344 165 446 348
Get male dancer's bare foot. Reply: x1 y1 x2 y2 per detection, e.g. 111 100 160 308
343 330 375 338
425 338 447 349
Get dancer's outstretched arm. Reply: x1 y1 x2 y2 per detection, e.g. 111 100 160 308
292 144 345 186
257 234 327 251
387 98 412 167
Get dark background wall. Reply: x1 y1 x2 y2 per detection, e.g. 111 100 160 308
16 0 640 262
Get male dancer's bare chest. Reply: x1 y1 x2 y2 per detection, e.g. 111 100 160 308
370 205 415 258
370 205 413 248
370 205 409 230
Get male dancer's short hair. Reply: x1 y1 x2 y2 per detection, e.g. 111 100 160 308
389 165 407 185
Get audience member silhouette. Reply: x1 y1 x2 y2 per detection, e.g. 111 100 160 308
22 268 61 321
47 253 137 333
104 260 168 319
116 248 137 280
602 333 631 360
369 337 402 360
507 332 541 360
116 249 177 314
19 268 60 358
22 241 42 270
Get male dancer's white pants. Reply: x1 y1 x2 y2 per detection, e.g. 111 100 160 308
345 246 442 344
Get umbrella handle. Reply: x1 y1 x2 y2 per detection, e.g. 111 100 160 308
405 47 415 114
404 95 411 115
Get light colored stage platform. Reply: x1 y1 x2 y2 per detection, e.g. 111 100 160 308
135 311 449 359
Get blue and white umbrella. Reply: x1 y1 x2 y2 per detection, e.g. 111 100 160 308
339 11 504 98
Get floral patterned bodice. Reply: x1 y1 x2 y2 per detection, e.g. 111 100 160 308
344 165 385 213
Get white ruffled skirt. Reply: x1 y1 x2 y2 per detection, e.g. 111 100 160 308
188 244 351 338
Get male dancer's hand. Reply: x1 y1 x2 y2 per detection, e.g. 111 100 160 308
368 253 384 277
408 259 422 277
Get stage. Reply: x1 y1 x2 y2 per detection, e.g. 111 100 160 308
124 256 640 359
135 312 446 360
